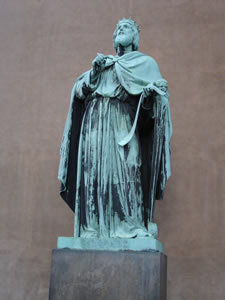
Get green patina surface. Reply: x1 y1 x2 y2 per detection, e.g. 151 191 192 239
57 237 164 253
58 19 172 248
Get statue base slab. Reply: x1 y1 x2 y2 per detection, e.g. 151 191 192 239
57 237 164 253
49 249 167 300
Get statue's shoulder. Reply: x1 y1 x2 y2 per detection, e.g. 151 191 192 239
133 51 160 72
136 51 159 65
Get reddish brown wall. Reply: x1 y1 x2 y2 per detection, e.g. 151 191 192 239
0 1 224 299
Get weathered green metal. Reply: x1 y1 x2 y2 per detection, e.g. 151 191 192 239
57 237 164 253
58 19 172 249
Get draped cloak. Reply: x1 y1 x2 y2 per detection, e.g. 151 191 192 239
58 51 172 233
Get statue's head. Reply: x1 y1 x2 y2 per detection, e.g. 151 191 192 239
113 19 140 53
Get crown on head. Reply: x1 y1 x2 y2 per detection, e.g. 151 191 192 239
117 18 140 33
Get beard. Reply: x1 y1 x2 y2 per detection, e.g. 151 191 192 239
115 32 133 48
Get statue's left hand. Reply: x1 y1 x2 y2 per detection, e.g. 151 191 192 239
142 85 155 98
143 80 168 98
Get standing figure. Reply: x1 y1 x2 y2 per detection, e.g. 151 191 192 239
58 19 172 239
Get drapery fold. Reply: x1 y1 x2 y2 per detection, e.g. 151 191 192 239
58 51 172 224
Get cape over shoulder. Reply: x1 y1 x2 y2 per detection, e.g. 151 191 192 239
58 51 172 214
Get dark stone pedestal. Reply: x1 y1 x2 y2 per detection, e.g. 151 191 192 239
49 249 167 300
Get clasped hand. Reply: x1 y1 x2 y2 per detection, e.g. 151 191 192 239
143 80 168 98
142 84 155 98
90 53 106 82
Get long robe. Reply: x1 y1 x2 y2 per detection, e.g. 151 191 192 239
58 51 172 238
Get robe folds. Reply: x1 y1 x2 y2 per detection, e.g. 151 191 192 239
58 51 172 238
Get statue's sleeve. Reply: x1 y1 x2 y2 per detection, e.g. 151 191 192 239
75 70 99 100
141 79 169 111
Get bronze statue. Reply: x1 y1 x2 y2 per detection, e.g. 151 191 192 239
58 19 172 241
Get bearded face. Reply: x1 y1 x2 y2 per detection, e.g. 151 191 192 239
115 22 134 48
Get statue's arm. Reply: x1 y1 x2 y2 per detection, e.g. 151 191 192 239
74 71 98 100
75 53 106 100
142 79 169 110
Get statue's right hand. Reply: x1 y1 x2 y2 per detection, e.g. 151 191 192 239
91 53 106 79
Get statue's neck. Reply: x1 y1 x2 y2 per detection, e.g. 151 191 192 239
117 44 133 56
